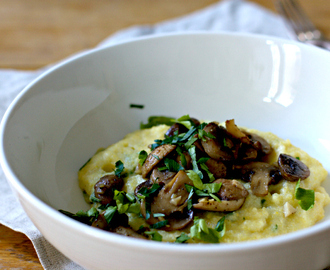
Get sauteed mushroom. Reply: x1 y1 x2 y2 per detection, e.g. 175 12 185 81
139 170 193 230
193 179 248 212
92 210 128 230
244 131 272 156
165 118 200 137
150 168 177 186
218 179 249 201
141 144 176 178
240 162 281 197
201 122 233 161
94 174 124 205
163 210 194 231
205 158 227 178
225 119 250 144
151 170 193 216
166 123 187 137
278 154 310 181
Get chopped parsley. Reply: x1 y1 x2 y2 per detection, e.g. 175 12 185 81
130 104 144 109
140 116 175 129
175 232 190 243
190 217 225 243
150 220 169 229
59 207 99 225
158 158 184 172
295 179 315 210
138 150 148 166
103 206 117 224
144 230 162 241
136 183 162 220
113 190 140 214
114 160 125 178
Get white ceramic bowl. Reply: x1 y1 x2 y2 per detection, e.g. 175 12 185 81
1 33 330 270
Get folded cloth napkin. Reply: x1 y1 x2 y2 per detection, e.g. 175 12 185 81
0 0 290 269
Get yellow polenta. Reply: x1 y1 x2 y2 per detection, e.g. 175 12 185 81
78 124 330 243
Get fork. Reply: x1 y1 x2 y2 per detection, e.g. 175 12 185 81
274 0 330 50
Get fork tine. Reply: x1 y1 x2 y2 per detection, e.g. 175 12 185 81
275 0 322 42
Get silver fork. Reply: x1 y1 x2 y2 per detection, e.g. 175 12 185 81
274 0 330 50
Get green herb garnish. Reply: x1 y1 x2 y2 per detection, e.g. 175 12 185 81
190 218 223 243
295 179 315 210
130 104 144 109
175 233 190 243
59 207 99 225
138 150 148 166
114 160 125 177
103 206 117 224
150 220 169 229
113 190 140 214
144 230 163 241
140 116 175 129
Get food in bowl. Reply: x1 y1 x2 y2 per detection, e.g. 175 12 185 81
61 115 330 243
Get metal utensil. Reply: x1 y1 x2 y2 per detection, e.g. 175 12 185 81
274 0 330 50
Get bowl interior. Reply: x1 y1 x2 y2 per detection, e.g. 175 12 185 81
2 33 330 220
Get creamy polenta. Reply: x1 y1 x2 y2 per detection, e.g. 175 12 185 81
77 117 330 243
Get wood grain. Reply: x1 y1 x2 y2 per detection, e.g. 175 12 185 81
0 224 41 269
1 0 329 269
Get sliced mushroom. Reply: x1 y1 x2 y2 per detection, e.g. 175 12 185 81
241 162 281 197
278 154 310 181
91 212 108 230
217 179 249 201
193 197 245 212
175 151 192 169
205 158 227 178
162 210 194 231
150 168 177 186
244 131 272 156
141 144 176 178
91 210 128 230
238 145 258 161
201 122 233 161
166 123 187 137
151 170 193 216
165 118 200 137
193 179 248 212
114 226 147 239
225 119 250 144
134 179 154 197
139 171 193 226
94 174 124 205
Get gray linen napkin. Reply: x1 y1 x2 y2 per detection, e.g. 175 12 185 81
0 0 290 269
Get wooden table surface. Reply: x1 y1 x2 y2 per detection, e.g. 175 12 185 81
1 0 329 269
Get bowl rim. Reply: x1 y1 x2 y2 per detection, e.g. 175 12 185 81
1 31 330 254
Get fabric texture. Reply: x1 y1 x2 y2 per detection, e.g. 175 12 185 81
0 0 290 269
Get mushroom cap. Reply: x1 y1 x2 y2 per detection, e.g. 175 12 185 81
94 174 124 205
201 122 233 161
278 153 310 181
141 144 176 178
151 170 193 216
240 162 281 197
216 179 249 201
